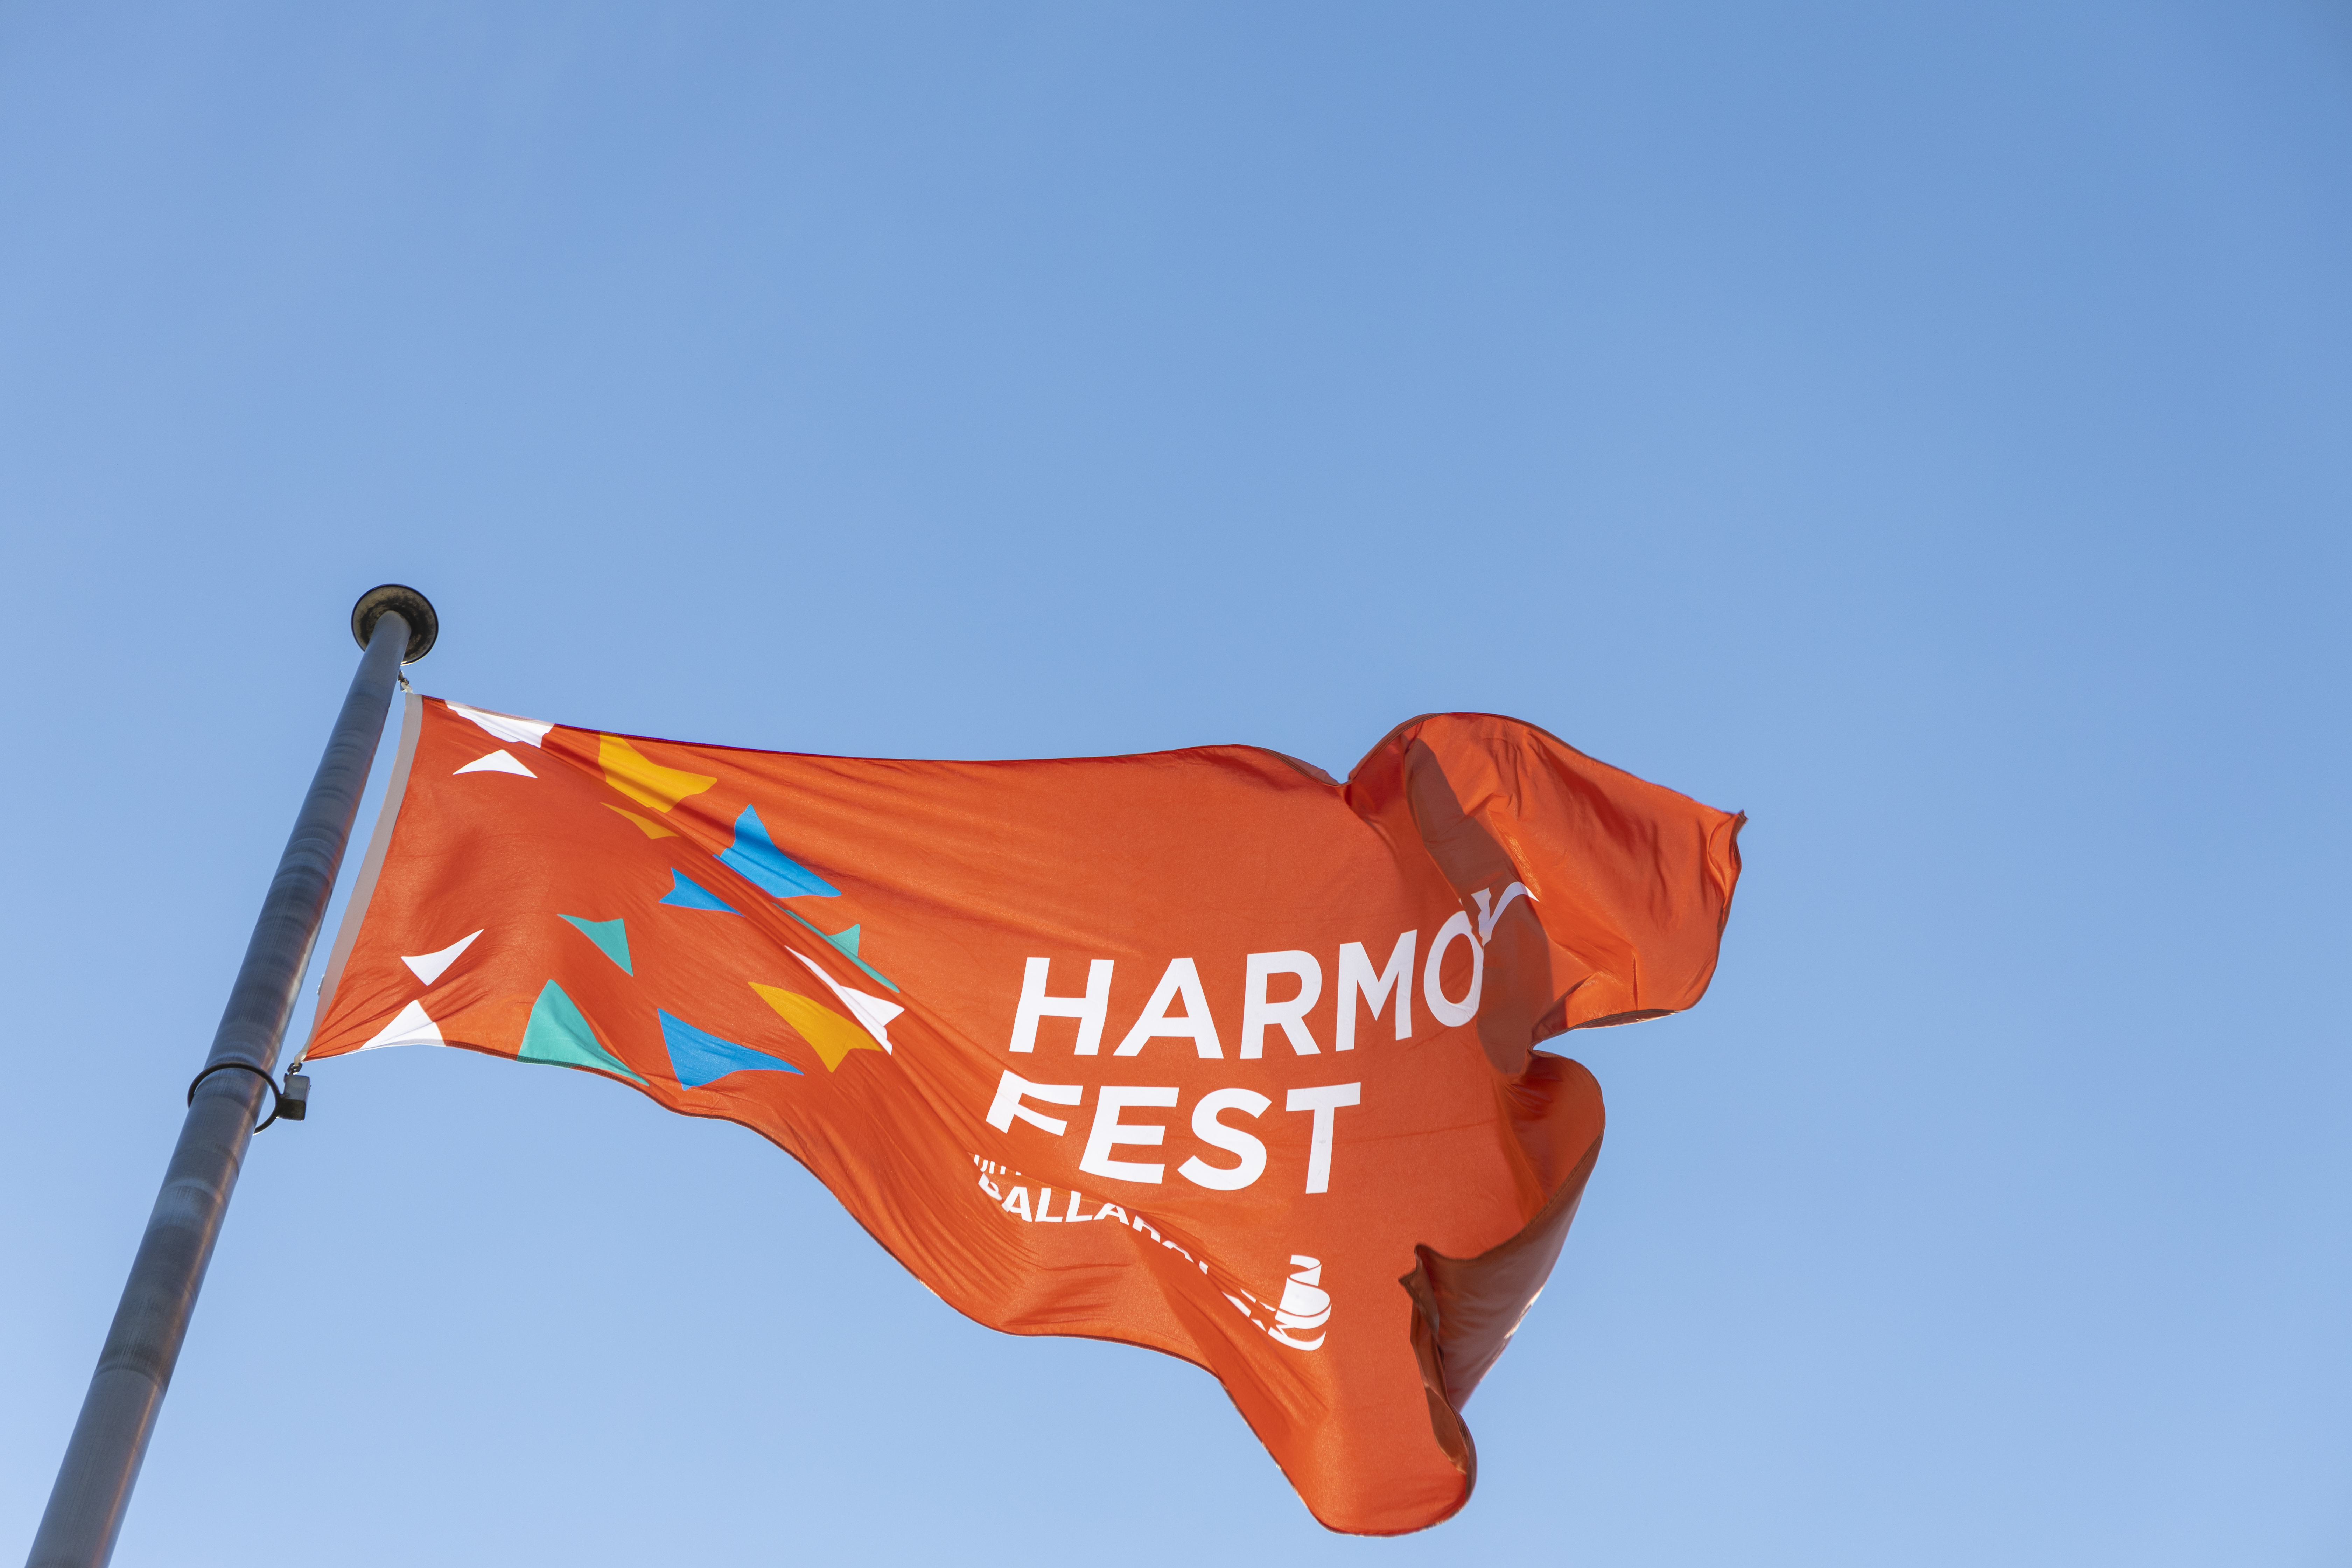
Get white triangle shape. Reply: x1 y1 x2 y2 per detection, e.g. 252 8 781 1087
788 948 905 1053
446 702 554 747
360 998 444 1051
402 929 483 986
455 749 536 778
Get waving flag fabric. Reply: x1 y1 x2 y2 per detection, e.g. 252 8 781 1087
304 697 1742 1534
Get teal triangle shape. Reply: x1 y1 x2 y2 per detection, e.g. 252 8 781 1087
558 914 632 974
778 906 898 993
659 1009 802 1088
519 980 645 1084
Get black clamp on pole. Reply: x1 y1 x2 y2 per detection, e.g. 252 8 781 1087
186 1061 285 1133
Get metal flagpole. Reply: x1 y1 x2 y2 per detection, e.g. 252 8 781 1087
26 586 438 1568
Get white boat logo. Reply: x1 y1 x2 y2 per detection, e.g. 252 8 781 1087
1269 1255 1331 1350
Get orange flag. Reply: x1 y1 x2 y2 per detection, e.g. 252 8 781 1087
304 697 1743 1533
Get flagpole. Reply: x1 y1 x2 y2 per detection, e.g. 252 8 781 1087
26 586 437 1568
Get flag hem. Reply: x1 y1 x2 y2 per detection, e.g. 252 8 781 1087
302 692 424 1054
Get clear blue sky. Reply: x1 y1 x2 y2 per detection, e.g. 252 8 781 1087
4 4 2347 1563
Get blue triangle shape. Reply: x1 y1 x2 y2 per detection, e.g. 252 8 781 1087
659 1009 803 1088
660 869 741 915
718 805 840 899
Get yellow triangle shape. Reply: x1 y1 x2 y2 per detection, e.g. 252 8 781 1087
607 804 682 841
750 983 881 1072
599 735 717 813
605 803 678 839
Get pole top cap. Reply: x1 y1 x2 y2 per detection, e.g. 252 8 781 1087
350 585 439 663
